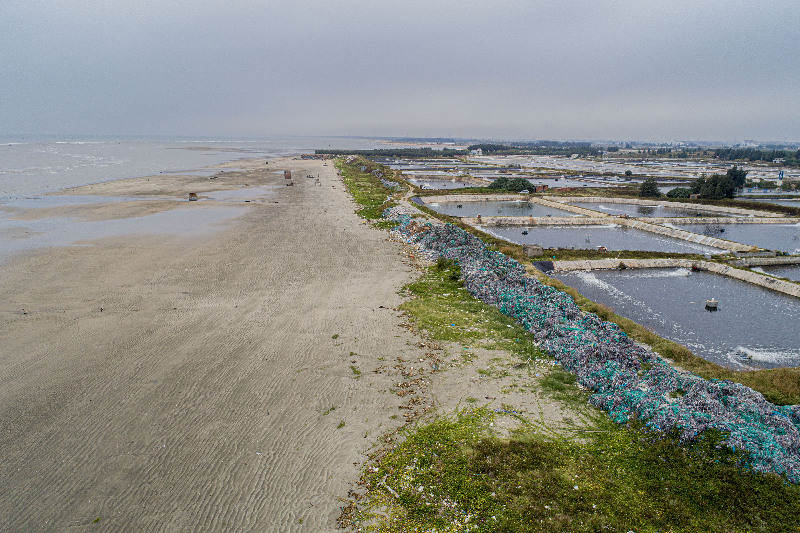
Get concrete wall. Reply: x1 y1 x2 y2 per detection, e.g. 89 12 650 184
550 258 800 298
463 216 608 226
636 217 800 225
729 257 800 267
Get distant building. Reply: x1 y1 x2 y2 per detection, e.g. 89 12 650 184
470 148 483 156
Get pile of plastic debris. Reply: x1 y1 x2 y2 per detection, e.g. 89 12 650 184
380 178 401 189
385 210 800 483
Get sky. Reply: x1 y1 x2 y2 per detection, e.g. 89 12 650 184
1 0 798 142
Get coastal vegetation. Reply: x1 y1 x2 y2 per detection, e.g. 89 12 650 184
354 408 800 532
351 258 800 532
335 157 407 219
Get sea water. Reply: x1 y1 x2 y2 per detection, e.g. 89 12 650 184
0 136 384 262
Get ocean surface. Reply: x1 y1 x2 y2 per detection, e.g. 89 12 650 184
0 136 381 196
0 136 384 262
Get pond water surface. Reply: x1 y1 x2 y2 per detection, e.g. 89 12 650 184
667 222 800 254
553 268 800 369
565 201 743 218
484 225 724 254
428 200 581 218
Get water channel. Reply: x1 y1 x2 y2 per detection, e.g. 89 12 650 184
553 268 800 369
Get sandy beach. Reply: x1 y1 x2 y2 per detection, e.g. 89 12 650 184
0 158 429 531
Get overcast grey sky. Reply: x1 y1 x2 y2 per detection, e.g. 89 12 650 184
1 0 798 142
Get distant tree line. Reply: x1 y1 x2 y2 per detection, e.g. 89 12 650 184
315 148 467 158
714 148 800 167
465 141 601 157
652 166 748 200
467 144 515 154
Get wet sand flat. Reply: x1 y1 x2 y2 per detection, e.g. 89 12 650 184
0 158 425 531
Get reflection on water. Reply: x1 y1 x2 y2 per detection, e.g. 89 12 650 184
428 200 580 218
554 268 800 369
486 225 724 254
669 222 800 254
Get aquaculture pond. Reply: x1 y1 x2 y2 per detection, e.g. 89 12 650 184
525 177 616 189
564 201 742 218
553 268 800 369
427 200 581 218
484 224 725 254
667 222 800 254
753 264 800 282
408 178 476 190
747 198 800 209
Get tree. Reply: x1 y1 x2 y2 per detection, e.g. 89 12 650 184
727 165 748 188
666 187 692 198
639 178 661 197
487 177 536 192
692 174 736 199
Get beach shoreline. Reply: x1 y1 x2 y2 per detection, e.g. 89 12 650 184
0 157 428 531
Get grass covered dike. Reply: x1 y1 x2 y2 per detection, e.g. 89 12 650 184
336 157 800 532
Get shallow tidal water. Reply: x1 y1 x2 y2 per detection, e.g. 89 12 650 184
554 268 800 369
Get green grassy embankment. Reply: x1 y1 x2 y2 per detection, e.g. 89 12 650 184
349 259 800 533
